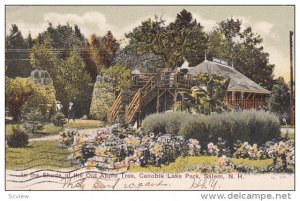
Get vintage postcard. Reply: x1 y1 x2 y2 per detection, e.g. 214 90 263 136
5 5 295 191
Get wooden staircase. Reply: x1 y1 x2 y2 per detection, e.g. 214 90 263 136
107 69 173 125
124 71 160 124
107 90 123 124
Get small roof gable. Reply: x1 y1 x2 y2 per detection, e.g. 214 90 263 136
187 60 271 94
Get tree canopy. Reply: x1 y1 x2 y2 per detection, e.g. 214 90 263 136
125 9 207 69
208 18 274 89
6 9 279 119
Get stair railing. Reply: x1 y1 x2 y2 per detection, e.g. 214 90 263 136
107 90 123 124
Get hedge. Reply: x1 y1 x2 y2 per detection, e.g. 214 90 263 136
142 110 281 147
141 112 194 134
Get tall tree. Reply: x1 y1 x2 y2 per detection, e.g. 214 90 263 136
5 24 32 77
125 9 208 69
268 77 290 122
54 51 93 117
87 31 120 74
208 18 274 89
26 33 34 48
30 38 61 77
29 23 96 117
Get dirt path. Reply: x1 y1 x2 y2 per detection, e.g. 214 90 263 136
29 128 98 142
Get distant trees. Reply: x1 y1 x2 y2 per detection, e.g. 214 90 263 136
5 24 33 77
6 9 279 120
30 24 93 117
268 77 290 123
86 31 120 80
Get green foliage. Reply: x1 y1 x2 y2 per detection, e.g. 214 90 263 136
179 110 281 147
89 64 130 121
22 107 46 133
90 76 115 120
29 23 93 117
5 77 35 120
36 23 85 57
268 77 290 123
141 112 195 134
30 70 53 85
142 111 280 147
103 63 131 92
5 24 32 77
30 40 60 76
22 85 56 121
115 47 164 73
51 112 67 127
54 51 93 117
208 18 274 89
87 32 120 78
126 9 207 69
7 126 29 148
187 73 230 114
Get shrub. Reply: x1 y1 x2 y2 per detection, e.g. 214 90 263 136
5 77 35 121
51 112 67 127
21 85 56 121
7 126 29 148
179 110 281 147
90 79 115 121
22 107 46 133
141 112 195 134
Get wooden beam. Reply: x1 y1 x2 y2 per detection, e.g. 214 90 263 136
246 93 252 100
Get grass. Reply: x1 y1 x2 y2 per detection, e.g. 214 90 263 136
5 119 102 138
128 156 273 173
6 140 77 170
230 158 273 168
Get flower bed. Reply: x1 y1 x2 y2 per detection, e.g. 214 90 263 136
58 124 294 173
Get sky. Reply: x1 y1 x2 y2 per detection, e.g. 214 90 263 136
5 5 294 80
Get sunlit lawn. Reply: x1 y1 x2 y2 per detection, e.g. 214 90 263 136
6 140 78 170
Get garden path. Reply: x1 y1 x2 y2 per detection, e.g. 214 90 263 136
28 128 98 142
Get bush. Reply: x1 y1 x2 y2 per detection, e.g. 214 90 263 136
21 85 56 121
5 77 35 121
7 126 29 148
141 112 195 134
179 110 281 147
90 77 115 121
51 112 67 127
22 107 46 133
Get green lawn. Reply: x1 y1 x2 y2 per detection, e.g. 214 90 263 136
6 140 77 170
5 119 102 138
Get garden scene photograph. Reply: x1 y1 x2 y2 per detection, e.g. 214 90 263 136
4 5 295 190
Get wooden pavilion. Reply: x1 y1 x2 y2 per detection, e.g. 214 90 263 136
107 59 271 125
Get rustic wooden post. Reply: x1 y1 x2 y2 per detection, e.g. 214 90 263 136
156 89 160 113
